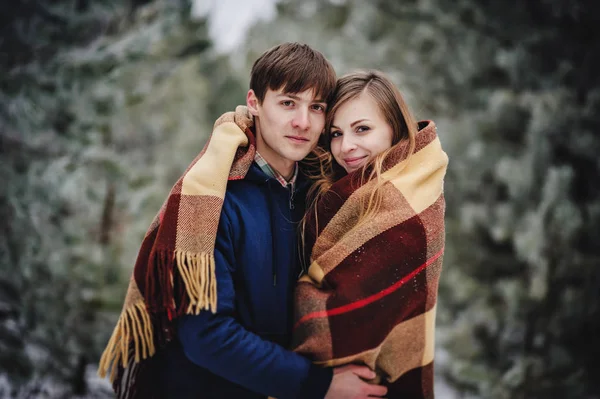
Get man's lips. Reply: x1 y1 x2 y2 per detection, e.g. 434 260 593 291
286 135 310 143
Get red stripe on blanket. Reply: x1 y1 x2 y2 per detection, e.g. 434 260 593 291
293 266 435 359
294 246 443 330
324 210 433 309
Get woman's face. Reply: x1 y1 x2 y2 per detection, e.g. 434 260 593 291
330 93 394 173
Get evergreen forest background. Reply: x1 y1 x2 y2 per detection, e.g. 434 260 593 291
1 0 599 397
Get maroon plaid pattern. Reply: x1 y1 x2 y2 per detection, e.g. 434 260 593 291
293 121 448 399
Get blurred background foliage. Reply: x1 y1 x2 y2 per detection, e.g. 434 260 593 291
0 0 598 398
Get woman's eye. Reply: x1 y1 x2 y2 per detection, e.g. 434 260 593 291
356 125 370 133
330 131 342 138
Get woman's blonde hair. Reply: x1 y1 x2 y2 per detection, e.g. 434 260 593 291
301 70 418 264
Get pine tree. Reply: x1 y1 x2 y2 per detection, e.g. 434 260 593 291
0 0 246 396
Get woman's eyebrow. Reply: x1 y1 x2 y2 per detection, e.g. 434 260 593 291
350 119 368 127
331 119 369 130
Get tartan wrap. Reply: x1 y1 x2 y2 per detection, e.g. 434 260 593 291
293 121 448 399
98 106 255 398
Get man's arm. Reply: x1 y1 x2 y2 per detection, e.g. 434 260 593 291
177 211 332 399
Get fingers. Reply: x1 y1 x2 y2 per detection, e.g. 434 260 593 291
333 364 376 380
349 365 376 380
364 383 388 397
333 364 368 375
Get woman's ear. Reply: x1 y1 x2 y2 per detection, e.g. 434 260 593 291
246 90 260 116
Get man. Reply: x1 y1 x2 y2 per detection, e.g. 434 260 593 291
99 43 387 399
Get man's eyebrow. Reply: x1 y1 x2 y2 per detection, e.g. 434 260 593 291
277 93 302 100
277 93 327 103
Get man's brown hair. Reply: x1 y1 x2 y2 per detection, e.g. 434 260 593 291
250 42 336 104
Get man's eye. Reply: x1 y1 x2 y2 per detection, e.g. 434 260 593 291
312 104 325 112
282 101 294 107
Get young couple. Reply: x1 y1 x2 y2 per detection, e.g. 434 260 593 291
99 42 448 399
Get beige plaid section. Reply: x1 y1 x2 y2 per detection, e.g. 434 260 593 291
181 122 248 197
386 136 448 214
312 304 437 383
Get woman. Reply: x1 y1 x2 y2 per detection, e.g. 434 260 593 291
293 70 448 399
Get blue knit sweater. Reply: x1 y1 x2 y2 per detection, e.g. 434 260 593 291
157 162 333 399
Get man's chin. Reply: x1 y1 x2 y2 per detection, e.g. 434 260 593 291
283 150 312 163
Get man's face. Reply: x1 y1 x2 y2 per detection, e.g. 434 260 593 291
247 87 327 176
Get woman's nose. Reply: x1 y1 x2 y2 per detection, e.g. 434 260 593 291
341 135 357 153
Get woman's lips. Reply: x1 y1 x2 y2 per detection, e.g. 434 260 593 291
343 156 368 167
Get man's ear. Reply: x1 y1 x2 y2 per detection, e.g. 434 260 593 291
246 90 260 116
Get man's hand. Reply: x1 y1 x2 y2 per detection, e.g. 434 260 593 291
324 364 388 399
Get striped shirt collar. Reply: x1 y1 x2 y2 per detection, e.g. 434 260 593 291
254 151 298 189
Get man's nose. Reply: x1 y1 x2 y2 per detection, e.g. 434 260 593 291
291 108 310 131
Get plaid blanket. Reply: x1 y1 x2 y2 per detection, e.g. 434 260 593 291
98 106 255 398
293 121 448 399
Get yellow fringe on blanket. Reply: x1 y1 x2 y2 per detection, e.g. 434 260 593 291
98 251 217 382
176 251 217 314
98 300 155 382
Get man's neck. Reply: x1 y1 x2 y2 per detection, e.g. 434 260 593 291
261 153 295 181
275 162 295 181
256 141 295 180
